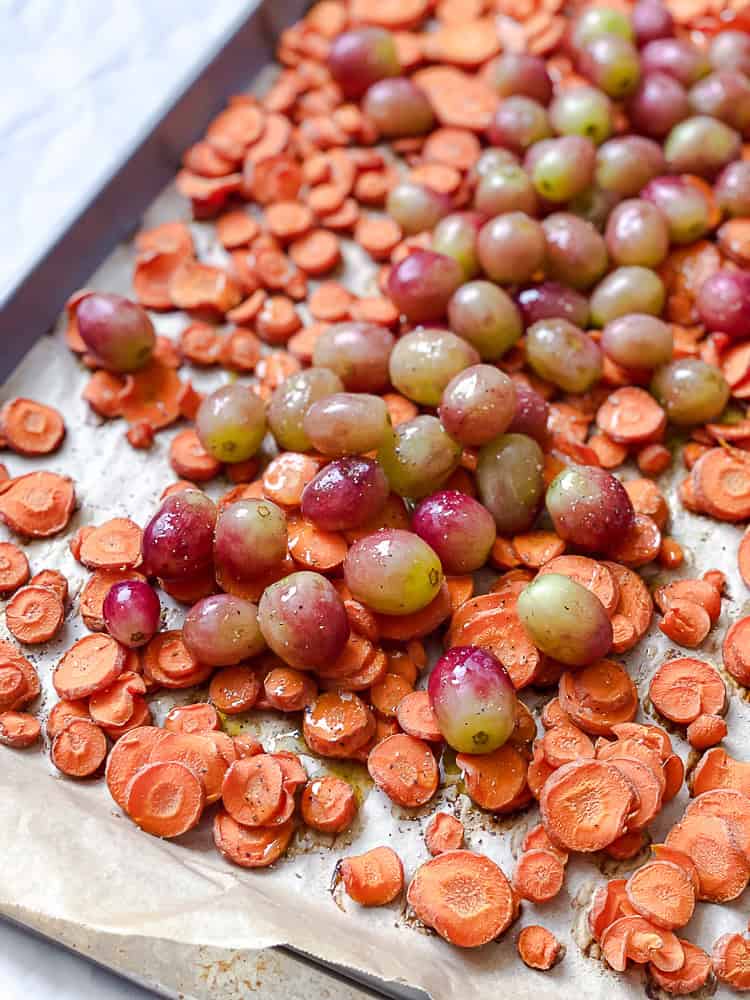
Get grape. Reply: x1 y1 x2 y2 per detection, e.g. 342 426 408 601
595 135 665 195
715 161 750 217
605 199 669 268
664 115 741 178
474 164 538 217
548 85 613 144
432 212 484 280
573 7 634 48
389 328 479 407
476 433 545 534
696 269 750 340
601 313 673 369
103 580 160 648
710 30 750 77
312 321 394 393
300 457 389 531
471 148 520 182
651 358 730 425
517 282 590 328
76 293 155 372
439 365 517 446
487 52 553 104
196 384 267 463
542 213 609 290
258 571 349 669
640 38 710 86
327 27 401 99
626 71 689 137
517 574 613 666
183 595 265 667
303 392 390 456
412 491 496 574
580 35 641 99
477 212 546 284
387 182 450 235
589 266 665 326
545 465 635 552
214 499 288 580
378 416 462 499
488 97 551 153
428 647 516 754
344 528 442 616
142 490 216 580
632 2 674 45
641 175 711 244
387 249 463 323
267 367 343 452
362 77 434 137
530 135 597 202
507 385 550 446
567 186 622 231
526 319 603 393
689 71 750 133
447 281 522 360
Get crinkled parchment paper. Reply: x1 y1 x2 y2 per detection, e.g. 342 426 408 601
1 153 749 1000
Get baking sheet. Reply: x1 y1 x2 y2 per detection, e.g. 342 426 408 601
2 78 750 1000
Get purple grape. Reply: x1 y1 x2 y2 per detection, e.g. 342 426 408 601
601 313 673 369
103 580 160 648
664 115 741 178
362 77 434 137
439 364 517 446
76 293 155 372
471 148 520 183
389 327 479 406
312 321 394 393
605 198 669 268
486 52 553 104
715 161 750 217
651 358 730 425
517 282 590 328
214 499 287 581
447 281 523 360
327 27 401 100
387 249 463 323
595 135 665 195
387 182 451 235
432 211 484 280
626 71 689 137
412 491 496 574
477 212 546 285
303 392 390 456
428 647 517 754
183 594 265 667
542 213 609 290
488 96 551 153
142 490 216 580
518 574 613 666
477 433 545 534
301 457 388 531
258 572 349 670
343 529 442 615
196 384 267 463
696 269 750 340
641 175 711 244
640 38 710 86
507 384 550 446
546 465 635 553
710 30 750 77
526 318 603 393
632 2 674 45
689 71 750 133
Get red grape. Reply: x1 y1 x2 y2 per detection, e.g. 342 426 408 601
258 571 349 669
103 579 160 648
183 594 265 667
76 293 155 372
412 491 496 574
142 490 216 580
301 457 388 531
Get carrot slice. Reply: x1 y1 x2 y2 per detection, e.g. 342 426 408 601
0 711 41 748
407 850 516 948
692 447 750 521
142 630 211 690
655 578 722 623
538 555 619 615
0 543 29 595
589 879 636 941
685 788 750 859
597 387 666 444
601 915 685 973
558 660 638 736
0 471 75 538
375 581 452 641
169 428 222 482
0 398 65 456
263 667 317 712
287 514 347 572
649 657 726 725
105 725 169 809
213 808 295 868
723 616 750 685
78 517 142 570
522 824 568 864
713 933 750 991
625 861 695 931
540 759 636 852
687 713 727 749
6 585 64 644
125 760 205 838
666 813 750 902
368 733 438 808
148 731 227 804
512 849 565 904
623 478 669 530
517 925 564 971
396 691 442 742
304 691 376 758
340 846 404 906
221 754 284 827
263 452 323 507
457 743 528 812
301 775 357 834
658 598 712 648
370 672 413 718
89 671 146 728
425 812 464 856
542 723 594 769
54 635 125 699
649 940 711 995
691 747 750 798
208 663 262 714
512 531 566 569
51 718 108 778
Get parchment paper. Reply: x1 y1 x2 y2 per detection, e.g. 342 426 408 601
1 156 749 1000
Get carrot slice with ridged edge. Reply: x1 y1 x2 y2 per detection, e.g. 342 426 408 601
340 846 404 906
407 850 516 948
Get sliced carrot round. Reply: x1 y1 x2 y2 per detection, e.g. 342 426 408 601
164 702 220 735
46 698 90 739
89 671 146 728
597 386 666 444
0 398 65 456
407 850 516 948
213 807 295 867
649 657 725 725
6 585 64 644
142 630 211 690
538 555 619 615
105 725 169 809
0 542 29 595
540 759 635 852
692 447 750 522
713 933 750 991
512 849 565 904
425 812 464 856
723 616 750 685
301 775 357 834
263 666 317 712
221 754 284 827
51 718 108 778
304 690 375 758
601 915 684 973
649 940 711 995
169 429 222 482
125 760 205 838
54 634 125 699
0 710 41 748
517 925 563 970
340 846 404 906
368 733 439 808
396 690 442 742
0 471 75 538
666 812 750 902
457 743 528 812
625 861 695 931
558 659 638 736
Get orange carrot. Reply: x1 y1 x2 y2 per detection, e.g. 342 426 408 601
425 812 464 855
512 849 565 904
517 925 564 970
368 733 438 807
301 776 357 834
5 585 64 644
340 846 404 906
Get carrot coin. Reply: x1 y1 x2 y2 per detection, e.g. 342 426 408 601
0 711 41 748
517 925 564 971
367 733 438 808
457 743 528 812
142 630 211 690
288 229 341 275
125 760 205 838
425 812 464 855
78 517 142 570
522 824 568 864
6 585 64 644
625 861 695 931
301 775 357 834
209 663 261 714
649 940 711 995
54 634 125 699
692 447 750 522
396 691 442 742
407 850 515 948
601 915 684 973
370 673 413 718
655 578 722 623
0 398 65 456
169 428 222 482
540 759 635 852
0 471 75 538
89 671 146 728
46 698 90 739
105 725 169 809
304 691 376 758
340 846 404 906
263 667 317 712
666 813 750 902
513 849 566 904
658 598 712 648
221 754 285 827
0 542 29 595
558 659 638 736
713 933 750 991
538 555 619 615
723 616 750 685
51 718 108 778
649 657 725 725
287 515 347 572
